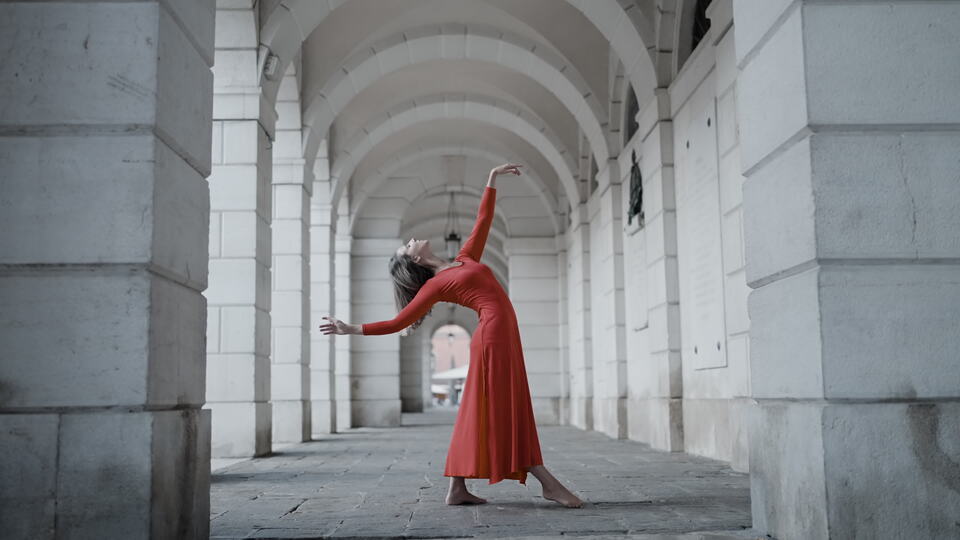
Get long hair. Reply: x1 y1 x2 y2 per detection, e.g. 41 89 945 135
388 253 435 336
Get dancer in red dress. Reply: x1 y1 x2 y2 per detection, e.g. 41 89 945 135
321 163 582 508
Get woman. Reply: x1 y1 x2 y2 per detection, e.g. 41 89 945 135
320 163 583 508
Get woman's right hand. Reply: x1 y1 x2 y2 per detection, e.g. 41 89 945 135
491 163 523 176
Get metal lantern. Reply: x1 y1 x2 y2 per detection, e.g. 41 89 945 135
444 192 461 259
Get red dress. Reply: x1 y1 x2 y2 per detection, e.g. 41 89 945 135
362 186 544 484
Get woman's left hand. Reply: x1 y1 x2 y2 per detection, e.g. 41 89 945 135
320 316 351 335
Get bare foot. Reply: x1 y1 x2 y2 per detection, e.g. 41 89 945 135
445 488 488 505
541 484 583 508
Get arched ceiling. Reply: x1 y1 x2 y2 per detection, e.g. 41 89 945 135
257 0 672 233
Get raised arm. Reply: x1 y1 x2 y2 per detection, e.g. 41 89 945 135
361 279 442 335
457 184 497 261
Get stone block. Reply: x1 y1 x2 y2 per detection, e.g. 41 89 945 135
206 354 261 402
732 0 796 67
271 290 304 327
206 258 257 305
220 211 258 257
736 5 806 173
273 254 304 290
217 304 256 353
350 351 401 376
273 219 304 255
742 137 816 285
310 369 334 400
209 164 258 211
214 9 256 49
509 277 559 302
55 410 210 538
626 396 683 452
352 374 401 399
804 2 960 127
750 399 960 539
0 136 208 288
0 414 58 538
351 399 401 427
207 401 271 457
812 133 960 260
528 372 560 398
148 274 207 407
311 399 336 435
723 271 750 336
212 49 258 89
747 267 823 399
682 397 750 470
271 362 306 401
272 325 302 364
0 270 208 408
747 400 827 538
273 184 304 219
819 264 960 399
272 399 308 444
820 401 960 539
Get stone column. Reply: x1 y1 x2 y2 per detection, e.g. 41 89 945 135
630 89 684 452
400 331 427 412
588 163 628 439
565 206 594 430
507 238 563 425
735 1 960 537
350 237 403 426
270 62 311 443
0 1 214 537
556 247 571 425
310 140 338 434
205 2 275 457
334 210 354 428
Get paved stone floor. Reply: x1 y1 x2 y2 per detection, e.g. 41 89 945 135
210 408 767 539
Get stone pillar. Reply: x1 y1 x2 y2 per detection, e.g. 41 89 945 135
0 1 214 537
507 238 562 425
270 62 311 443
400 331 427 412
565 206 594 430
735 1 960 537
350 237 403 426
334 210 354 428
556 247 571 425
310 140 338 434
205 2 275 457
588 163 628 439
630 89 684 452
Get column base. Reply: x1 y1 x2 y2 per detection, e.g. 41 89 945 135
682 397 751 473
272 399 310 443
311 399 337 435
0 409 210 539
750 399 960 539
206 401 271 457
570 396 594 430
626 397 684 452
351 399 401 427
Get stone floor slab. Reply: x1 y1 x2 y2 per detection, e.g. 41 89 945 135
211 408 767 539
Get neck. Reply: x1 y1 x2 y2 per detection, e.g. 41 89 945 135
422 254 456 274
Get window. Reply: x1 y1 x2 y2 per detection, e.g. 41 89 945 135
624 84 639 144
626 150 644 228
691 0 712 53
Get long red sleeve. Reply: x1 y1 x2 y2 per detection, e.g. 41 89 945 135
458 186 496 261
361 278 442 335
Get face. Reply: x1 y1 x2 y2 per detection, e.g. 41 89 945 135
397 237 432 263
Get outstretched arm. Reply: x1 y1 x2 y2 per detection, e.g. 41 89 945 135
457 164 521 261
457 183 496 261
360 279 442 335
